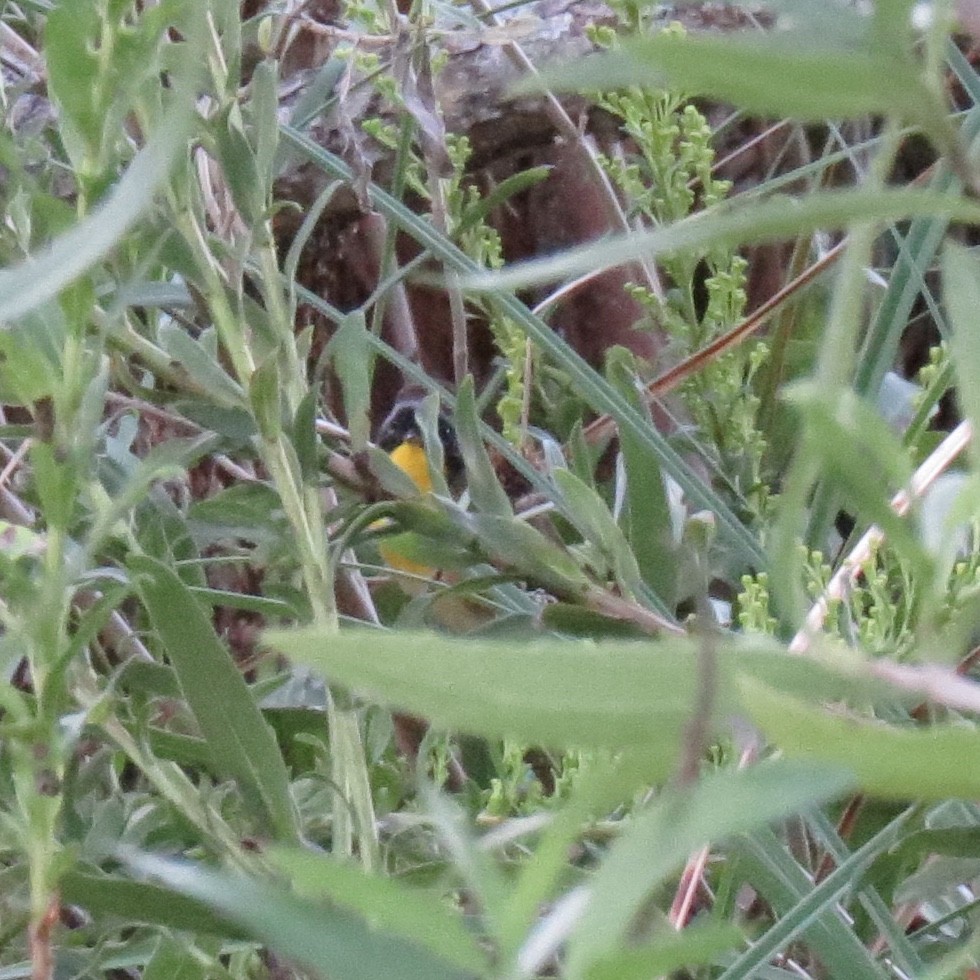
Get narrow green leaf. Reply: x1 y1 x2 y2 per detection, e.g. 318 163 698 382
174 400 255 443
329 313 372 450
292 387 320 484
61 870 248 938
553 468 648 602
415 392 453 498
30 441 78 530
585 924 744 980
943 243 980 459
248 355 283 440
456 165 552 235
123 853 476 980
805 808 926 978
893 826 980 861
269 848 488 973
213 108 264 226
250 59 280 191
143 936 210 980
564 761 856 977
87 434 218 554
129 555 299 841
117 660 181 699
853 40 980 402
741 678 980 800
45 0 108 153
188 587 295 617
145 728 216 770
607 353 677 603
454 377 512 517
269 627 914 751
724 823 900 980
536 32 927 122
462 189 980 295
784 382 928 568
268 628 706 750
465 513 592 593
157 322 245 407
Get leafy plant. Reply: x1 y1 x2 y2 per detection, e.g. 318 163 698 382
6 0 980 978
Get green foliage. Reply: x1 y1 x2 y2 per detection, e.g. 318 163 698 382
7 0 980 978
597 78 769 518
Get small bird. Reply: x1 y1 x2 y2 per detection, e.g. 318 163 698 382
375 388 552 794
374 388 463 581
376 388 463 493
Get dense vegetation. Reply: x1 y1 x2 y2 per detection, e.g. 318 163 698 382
4 0 980 977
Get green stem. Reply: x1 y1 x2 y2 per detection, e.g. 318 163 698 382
253 228 379 868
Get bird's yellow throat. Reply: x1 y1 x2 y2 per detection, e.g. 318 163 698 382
378 439 435 580
388 440 432 493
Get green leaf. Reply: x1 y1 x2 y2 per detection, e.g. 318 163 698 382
329 313 372 450
0 5 203 321
725 822 902 980
249 355 283 440
0 521 46 561
269 848 488 973
129 555 299 841
87 434 218 554
852 48 980 402
888 826 980 864
943 243 980 460
584 924 744 980
117 660 182 699
186 482 283 545
454 377 512 517
146 728 216 770
30 441 78 530
61 870 248 938
292 387 320 484
123 853 476 980
628 32 927 122
784 382 929 569
456 165 552 236
415 392 453 497
157 322 245 407
213 107 264 226
461 190 980 295
0 303 66 404
540 602 649 639
607 352 677 603
538 32 928 123
553 468 648 602
250 59 280 190
564 760 856 977
47 0 181 172
465 513 592 594
143 936 211 980
45 0 106 155
741 678 980 801
268 627 913 753
268 628 705 751
173 400 255 443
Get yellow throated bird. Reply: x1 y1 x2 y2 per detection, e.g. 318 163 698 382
375 390 463 580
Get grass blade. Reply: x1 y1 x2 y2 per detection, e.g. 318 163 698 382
130 555 299 841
